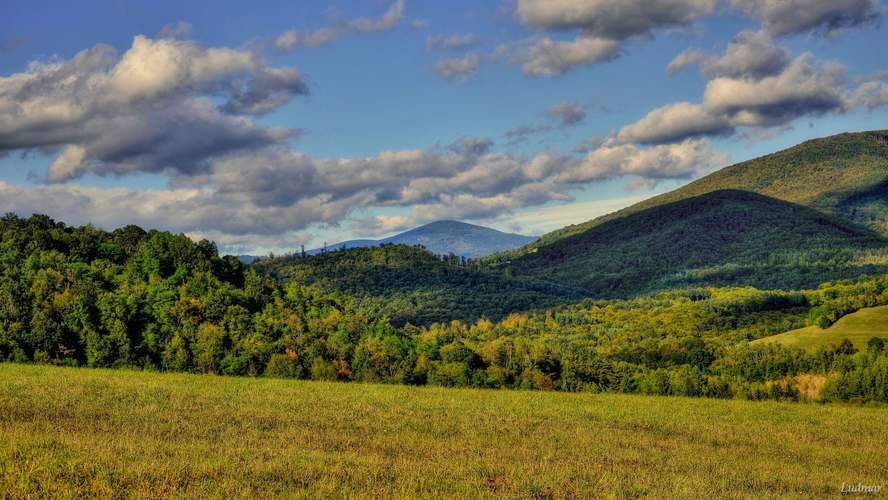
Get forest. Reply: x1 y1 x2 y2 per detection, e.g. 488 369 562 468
253 243 588 327
490 189 888 296
0 212 886 404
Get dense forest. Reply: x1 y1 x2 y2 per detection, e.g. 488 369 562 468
253 243 588 327
1 212 886 403
501 190 888 296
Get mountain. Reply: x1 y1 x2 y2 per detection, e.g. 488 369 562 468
506 189 888 297
489 130 888 264
308 220 538 259
252 243 588 327
595 130 888 232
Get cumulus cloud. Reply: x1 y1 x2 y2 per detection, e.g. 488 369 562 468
349 0 404 33
851 80 888 111
155 22 195 39
0 114 737 252
431 53 482 80
274 0 404 51
0 35 306 182
219 66 308 116
619 53 848 144
505 124 551 138
730 0 885 37
274 30 300 50
518 0 718 40
542 101 589 127
506 0 717 76
169 135 728 241
558 138 730 187
667 31 791 79
0 180 362 238
424 33 481 53
503 101 589 142
500 36 622 78
348 215 412 237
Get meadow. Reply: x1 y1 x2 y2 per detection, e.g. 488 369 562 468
753 305 888 350
1 363 885 499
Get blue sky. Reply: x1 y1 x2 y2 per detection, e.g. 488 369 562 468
1 0 887 253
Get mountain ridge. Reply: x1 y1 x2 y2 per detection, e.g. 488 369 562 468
506 189 888 297
308 220 537 259
485 130 888 264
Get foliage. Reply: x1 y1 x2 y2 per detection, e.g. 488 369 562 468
252 243 589 327
502 190 888 297
3 212 888 403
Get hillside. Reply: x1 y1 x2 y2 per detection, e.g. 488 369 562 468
253 243 588 327
753 305 888 350
308 220 537 259
506 189 888 297
488 130 888 263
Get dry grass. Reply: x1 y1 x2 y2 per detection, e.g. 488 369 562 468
794 374 828 401
1 363 886 499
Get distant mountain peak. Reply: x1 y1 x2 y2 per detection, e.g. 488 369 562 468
308 220 537 258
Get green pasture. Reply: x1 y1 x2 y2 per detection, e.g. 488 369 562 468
754 305 888 350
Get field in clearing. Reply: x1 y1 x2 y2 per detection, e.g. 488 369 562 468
753 305 888 350
1 364 886 499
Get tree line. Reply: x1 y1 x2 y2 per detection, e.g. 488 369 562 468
1 213 886 403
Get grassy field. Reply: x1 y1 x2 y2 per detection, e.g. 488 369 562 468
0 364 886 499
753 305 888 350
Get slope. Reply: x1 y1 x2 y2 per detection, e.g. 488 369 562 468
507 189 888 297
752 305 888 350
253 243 588 327
488 130 888 264
308 220 537 259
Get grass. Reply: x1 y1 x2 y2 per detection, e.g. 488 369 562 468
753 305 888 350
1 363 886 499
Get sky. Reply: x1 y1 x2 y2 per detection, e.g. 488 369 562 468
1 0 887 254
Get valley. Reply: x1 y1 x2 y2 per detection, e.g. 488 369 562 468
2 131 888 407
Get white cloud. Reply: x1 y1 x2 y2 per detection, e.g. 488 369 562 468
559 139 730 186
667 31 791 79
730 0 884 37
0 35 306 182
619 53 848 144
542 101 589 127
155 22 195 39
274 30 300 50
348 215 412 237
498 0 719 78
348 0 404 33
274 0 404 52
425 33 481 53
511 36 622 77
432 53 482 80
517 0 718 40
850 72 888 111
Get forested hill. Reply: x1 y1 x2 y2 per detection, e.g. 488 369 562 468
308 220 537 259
506 190 888 297
487 130 888 263
251 244 588 327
